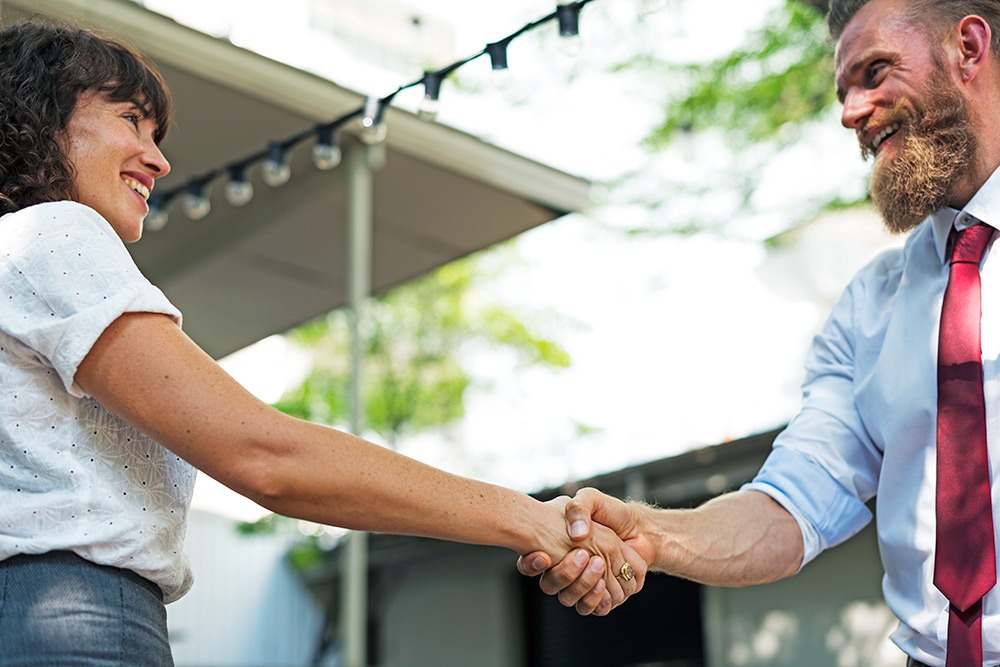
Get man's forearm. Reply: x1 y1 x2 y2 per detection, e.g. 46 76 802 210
638 490 803 586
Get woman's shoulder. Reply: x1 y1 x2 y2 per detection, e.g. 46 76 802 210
0 201 121 253
1 200 113 231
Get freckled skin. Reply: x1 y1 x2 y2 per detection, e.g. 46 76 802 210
62 92 169 243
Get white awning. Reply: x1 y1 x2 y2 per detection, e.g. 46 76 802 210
3 0 591 358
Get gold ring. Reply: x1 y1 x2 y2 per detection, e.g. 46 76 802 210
616 562 634 582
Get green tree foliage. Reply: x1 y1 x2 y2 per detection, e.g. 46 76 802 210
647 0 834 149
272 251 570 447
241 250 570 540
601 0 867 240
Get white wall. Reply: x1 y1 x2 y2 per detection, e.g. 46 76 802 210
168 509 325 667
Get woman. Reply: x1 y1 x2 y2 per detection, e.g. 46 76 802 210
0 21 642 665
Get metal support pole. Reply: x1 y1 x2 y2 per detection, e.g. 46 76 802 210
341 140 373 667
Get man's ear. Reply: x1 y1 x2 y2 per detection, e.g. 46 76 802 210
956 15 991 82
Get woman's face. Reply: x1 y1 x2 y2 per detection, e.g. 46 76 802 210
62 91 170 242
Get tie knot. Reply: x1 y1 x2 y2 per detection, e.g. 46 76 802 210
950 223 994 265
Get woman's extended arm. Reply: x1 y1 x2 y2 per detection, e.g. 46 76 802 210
76 312 646 610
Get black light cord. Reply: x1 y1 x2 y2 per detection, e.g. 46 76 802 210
146 1 597 229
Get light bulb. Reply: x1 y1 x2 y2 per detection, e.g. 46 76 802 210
418 72 442 122
224 178 254 207
145 204 168 232
559 34 583 57
312 125 342 170
312 142 342 170
262 160 291 187
417 95 440 122
556 4 582 56
262 146 291 187
486 41 512 90
359 97 387 146
360 123 387 145
182 190 211 220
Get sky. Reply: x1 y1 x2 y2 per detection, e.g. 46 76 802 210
138 0 893 519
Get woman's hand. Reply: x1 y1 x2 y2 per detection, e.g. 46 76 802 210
520 491 651 616
522 487 806 602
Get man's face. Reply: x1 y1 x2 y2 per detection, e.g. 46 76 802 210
834 0 976 233
866 67 975 234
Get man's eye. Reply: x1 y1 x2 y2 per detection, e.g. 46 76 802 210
865 61 889 86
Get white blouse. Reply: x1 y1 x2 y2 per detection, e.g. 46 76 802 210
0 201 195 603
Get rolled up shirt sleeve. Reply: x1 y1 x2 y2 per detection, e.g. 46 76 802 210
0 201 181 397
744 263 886 566
745 446 874 566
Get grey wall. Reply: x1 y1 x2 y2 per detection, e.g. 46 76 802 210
377 545 524 667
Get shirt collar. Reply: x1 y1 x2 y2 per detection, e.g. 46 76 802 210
930 166 1000 263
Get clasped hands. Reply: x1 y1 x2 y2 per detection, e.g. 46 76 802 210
519 488 656 616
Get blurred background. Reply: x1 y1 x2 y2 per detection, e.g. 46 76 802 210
3 0 905 665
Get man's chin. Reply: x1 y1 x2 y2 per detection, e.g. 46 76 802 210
871 187 932 235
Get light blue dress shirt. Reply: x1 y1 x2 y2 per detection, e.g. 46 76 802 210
745 168 1000 666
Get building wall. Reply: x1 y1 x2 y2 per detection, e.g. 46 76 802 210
376 545 524 667
704 521 903 667
167 509 325 667
164 507 898 667
369 524 895 667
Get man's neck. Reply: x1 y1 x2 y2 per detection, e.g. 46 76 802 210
950 162 997 210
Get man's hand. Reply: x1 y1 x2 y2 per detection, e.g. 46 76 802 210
517 488 657 615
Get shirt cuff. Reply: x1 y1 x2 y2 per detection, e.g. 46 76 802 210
742 446 873 566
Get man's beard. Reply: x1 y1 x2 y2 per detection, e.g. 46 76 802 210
864 72 976 235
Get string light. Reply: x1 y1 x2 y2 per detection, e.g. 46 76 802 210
181 180 211 220
418 71 443 122
312 124 342 170
262 142 292 187
224 164 254 206
145 195 169 231
556 3 583 56
358 96 388 146
144 0 600 230
485 39 513 89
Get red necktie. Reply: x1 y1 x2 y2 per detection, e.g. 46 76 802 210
935 223 997 667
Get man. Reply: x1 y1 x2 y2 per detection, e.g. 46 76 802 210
522 1 1000 665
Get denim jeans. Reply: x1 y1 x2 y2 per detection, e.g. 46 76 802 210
0 551 173 666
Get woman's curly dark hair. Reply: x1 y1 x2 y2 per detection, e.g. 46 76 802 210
0 21 173 214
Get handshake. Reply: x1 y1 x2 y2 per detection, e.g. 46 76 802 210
514 487 659 617
512 487 803 616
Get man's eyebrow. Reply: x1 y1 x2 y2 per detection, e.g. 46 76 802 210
834 54 873 104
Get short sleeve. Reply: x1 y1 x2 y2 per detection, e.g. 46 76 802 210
0 201 181 397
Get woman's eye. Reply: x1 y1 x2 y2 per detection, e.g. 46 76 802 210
123 113 140 127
